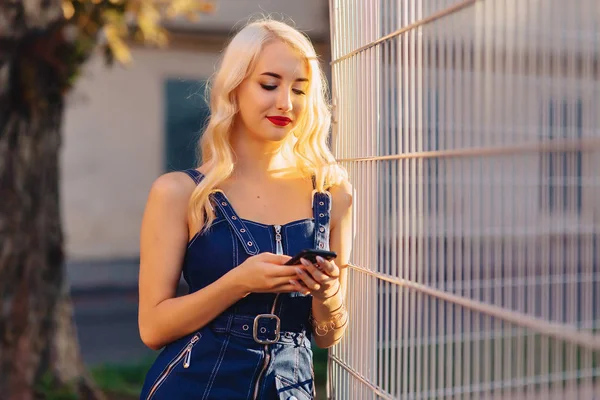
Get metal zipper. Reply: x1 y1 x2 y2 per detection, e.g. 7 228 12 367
146 333 201 400
182 340 195 369
252 225 283 399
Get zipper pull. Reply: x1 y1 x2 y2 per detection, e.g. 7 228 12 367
274 225 283 255
183 345 193 369
183 334 200 369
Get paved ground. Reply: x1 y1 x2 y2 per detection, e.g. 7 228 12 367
68 259 156 366
72 287 155 366
67 259 141 294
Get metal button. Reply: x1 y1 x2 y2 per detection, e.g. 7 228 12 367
319 243 324 248
240 228 246 233
247 241 253 246
319 201 324 206
260 327 267 334
231 216 237 220
319 227 325 232
319 213 324 217
242 324 249 331
221 202 227 206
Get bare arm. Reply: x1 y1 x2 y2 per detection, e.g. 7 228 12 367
138 173 297 350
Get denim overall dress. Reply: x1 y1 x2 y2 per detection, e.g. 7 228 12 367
139 169 332 400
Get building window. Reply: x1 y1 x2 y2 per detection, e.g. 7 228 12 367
164 78 210 172
539 98 583 214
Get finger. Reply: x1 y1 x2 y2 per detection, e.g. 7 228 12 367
287 279 311 295
269 264 302 278
271 278 309 294
300 258 334 284
273 283 309 294
294 267 321 291
260 253 292 265
316 256 339 277
270 276 303 289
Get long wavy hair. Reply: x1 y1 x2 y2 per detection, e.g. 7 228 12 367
189 18 347 232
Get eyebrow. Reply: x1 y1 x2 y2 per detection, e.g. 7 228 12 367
260 72 309 82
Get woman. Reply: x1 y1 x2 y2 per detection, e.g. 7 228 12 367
138 18 353 400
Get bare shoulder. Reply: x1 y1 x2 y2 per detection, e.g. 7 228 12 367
328 178 353 228
329 178 353 206
146 171 198 210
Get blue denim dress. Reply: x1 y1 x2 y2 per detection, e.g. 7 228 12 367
139 169 332 400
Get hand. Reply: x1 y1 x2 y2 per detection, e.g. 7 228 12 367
290 256 341 301
231 252 298 295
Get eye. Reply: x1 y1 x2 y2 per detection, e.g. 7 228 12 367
260 84 277 91
292 88 306 96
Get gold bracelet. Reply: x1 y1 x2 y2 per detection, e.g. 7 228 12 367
321 280 341 300
309 303 349 336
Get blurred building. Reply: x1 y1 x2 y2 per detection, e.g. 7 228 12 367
62 1 331 268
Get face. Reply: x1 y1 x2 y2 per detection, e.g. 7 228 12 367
234 40 309 142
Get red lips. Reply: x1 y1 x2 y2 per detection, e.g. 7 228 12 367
267 116 292 127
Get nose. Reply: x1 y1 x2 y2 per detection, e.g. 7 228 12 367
276 89 293 112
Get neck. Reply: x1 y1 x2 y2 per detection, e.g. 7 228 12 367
229 130 292 180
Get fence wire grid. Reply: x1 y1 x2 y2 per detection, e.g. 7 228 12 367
327 0 600 399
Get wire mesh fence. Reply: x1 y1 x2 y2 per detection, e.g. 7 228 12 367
327 0 600 398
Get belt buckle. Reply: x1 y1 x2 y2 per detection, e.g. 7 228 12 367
253 314 281 344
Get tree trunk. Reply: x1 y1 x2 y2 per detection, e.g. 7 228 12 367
0 80 104 400
0 2 104 399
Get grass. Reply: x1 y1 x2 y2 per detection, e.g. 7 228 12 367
314 346 329 398
90 357 156 398
88 344 329 399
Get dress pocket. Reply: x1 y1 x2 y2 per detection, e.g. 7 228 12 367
275 374 314 400
145 332 202 400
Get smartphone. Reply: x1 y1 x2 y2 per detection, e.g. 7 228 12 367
284 249 337 265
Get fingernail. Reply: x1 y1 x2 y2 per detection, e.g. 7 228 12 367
295 267 304 275
316 256 325 263
289 279 299 286
300 258 312 267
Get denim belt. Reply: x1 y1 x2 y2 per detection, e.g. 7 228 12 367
210 313 308 345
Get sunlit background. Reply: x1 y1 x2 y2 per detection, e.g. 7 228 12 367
60 1 333 397
53 0 600 399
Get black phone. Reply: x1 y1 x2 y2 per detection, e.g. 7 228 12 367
284 249 337 265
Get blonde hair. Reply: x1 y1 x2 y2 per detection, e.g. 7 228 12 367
189 17 347 232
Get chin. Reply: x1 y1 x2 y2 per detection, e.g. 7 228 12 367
265 134 289 143
262 126 292 142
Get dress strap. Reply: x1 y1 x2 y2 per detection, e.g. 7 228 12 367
211 191 260 256
182 168 204 185
312 190 332 250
